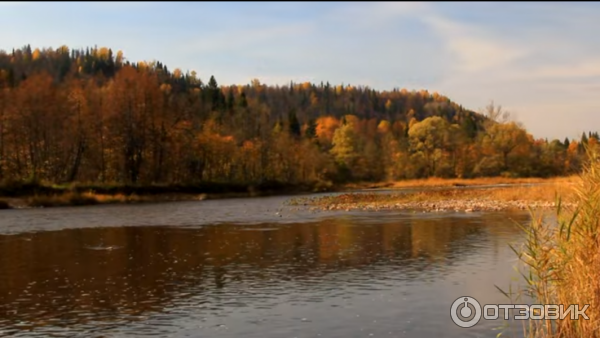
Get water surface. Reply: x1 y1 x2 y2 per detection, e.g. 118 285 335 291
0 195 535 338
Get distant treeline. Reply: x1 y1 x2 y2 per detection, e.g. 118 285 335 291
0 45 595 191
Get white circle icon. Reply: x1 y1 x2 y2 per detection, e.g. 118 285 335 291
450 296 482 328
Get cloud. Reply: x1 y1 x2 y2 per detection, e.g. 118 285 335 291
528 60 600 80
363 1 430 18
327 2 429 28
391 3 600 140
180 22 314 55
330 3 529 78
0 2 28 7
423 16 529 74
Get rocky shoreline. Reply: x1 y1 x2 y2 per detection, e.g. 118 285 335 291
307 199 577 213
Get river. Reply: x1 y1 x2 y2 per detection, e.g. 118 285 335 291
0 192 538 337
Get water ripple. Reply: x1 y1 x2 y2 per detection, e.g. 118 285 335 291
0 202 538 338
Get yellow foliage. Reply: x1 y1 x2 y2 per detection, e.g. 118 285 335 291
377 120 391 134
173 68 182 79
310 92 319 106
159 83 172 94
408 117 418 129
116 50 124 64
32 48 41 61
99 47 109 60
385 99 392 111
251 78 262 88
344 114 359 127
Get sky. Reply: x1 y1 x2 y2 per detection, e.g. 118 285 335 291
1 1 599 140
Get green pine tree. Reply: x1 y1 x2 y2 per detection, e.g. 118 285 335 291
288 110 301 137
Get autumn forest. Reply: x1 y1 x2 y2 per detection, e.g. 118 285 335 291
0 45 595 194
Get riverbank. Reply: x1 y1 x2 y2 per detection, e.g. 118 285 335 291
0 181 324 209
0 176 577 210
343 176 576 190
289 178 578 213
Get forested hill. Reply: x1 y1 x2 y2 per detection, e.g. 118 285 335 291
0 45 593 189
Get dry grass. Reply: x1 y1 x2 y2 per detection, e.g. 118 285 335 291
340 176 577 192
500 153 600 338
24 192 176 207
388 176 577 189
483 182 576 203
24 191 210 208
291 181 576 208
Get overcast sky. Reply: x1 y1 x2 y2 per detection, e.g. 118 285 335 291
2 2 598 140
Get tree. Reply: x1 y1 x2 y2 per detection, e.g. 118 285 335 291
485 122 529 171
581 132 588 145
483 100 510 124
64 77 91 182
288 109 301 137
0 44 582 187
206 75 224 112
460 114 477 139
315 116 340 146
408 116 452 176
330 122 357 171
226 87 235 113
305 118 317 139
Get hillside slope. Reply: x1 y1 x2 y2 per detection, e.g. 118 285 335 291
0 45 590 190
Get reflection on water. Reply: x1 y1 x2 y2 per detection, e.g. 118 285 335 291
0 211 532 338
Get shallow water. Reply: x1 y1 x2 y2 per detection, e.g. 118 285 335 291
0 194 536 338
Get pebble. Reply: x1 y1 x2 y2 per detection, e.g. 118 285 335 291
309 199 577 213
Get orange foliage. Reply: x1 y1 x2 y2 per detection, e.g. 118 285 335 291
315 116 340 143
0 45 586 185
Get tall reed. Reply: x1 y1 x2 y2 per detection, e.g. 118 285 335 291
505 148 600 338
